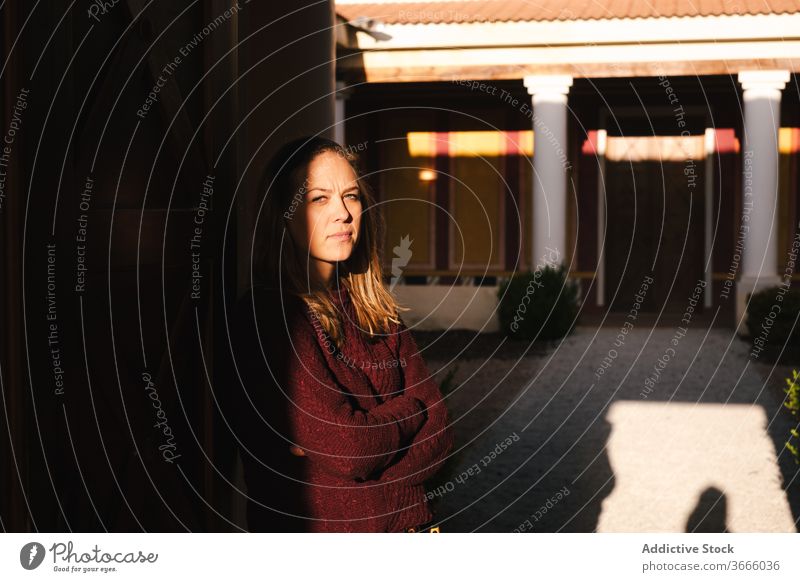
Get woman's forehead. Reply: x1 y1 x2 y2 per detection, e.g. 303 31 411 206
305 151 358 186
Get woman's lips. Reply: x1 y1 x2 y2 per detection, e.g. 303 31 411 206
329 232 352 241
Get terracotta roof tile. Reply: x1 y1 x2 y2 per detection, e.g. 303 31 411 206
336 0 800 24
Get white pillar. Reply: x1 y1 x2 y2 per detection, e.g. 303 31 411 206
704 128 715 309
334 80 349 146
596 129 608 306
523 75 573 269
735 70 789 331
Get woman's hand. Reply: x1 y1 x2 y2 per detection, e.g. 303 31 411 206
289 445 306 457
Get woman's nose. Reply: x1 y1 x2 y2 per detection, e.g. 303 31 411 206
332 195 351 220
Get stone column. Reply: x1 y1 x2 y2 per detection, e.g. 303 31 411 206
237 0 336 292
735 70 790 330
523 75 573 269
334 80 350 146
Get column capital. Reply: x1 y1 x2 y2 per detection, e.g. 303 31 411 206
737 70 790 93
523 75 573 97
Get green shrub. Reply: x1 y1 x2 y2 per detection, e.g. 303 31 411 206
746 286 800 344
497 264 579 341
783 369 800 465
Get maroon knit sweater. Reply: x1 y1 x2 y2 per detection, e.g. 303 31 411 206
231 283 454 532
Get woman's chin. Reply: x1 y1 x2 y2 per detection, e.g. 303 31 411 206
322 250 353 262
328 245 353 262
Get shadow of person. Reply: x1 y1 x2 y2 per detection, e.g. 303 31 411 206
686 487 728 533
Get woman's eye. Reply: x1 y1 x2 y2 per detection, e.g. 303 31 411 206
312 196 326 203
345 193 360 201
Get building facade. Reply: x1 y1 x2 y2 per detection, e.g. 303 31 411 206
335 0 800 331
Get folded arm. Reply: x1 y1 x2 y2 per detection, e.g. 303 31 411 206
377 320 454 486
258 301 427 481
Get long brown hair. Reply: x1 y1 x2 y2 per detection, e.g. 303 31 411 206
255 135 407 346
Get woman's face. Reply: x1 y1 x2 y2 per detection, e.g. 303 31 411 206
286 150 362 286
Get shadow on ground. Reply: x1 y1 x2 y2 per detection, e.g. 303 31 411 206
415 327 800 532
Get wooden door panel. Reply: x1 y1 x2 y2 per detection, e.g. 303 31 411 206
606 160 704 313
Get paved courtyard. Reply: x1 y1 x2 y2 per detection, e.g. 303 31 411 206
419 326 800 532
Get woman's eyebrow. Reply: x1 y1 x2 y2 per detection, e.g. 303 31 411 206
306 186 359 194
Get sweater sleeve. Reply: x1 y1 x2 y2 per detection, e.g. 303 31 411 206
254 299 427 482
377 319 454 486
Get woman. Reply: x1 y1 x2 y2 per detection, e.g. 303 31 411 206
231 136 454 532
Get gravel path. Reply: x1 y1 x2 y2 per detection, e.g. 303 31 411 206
415 326 800 532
